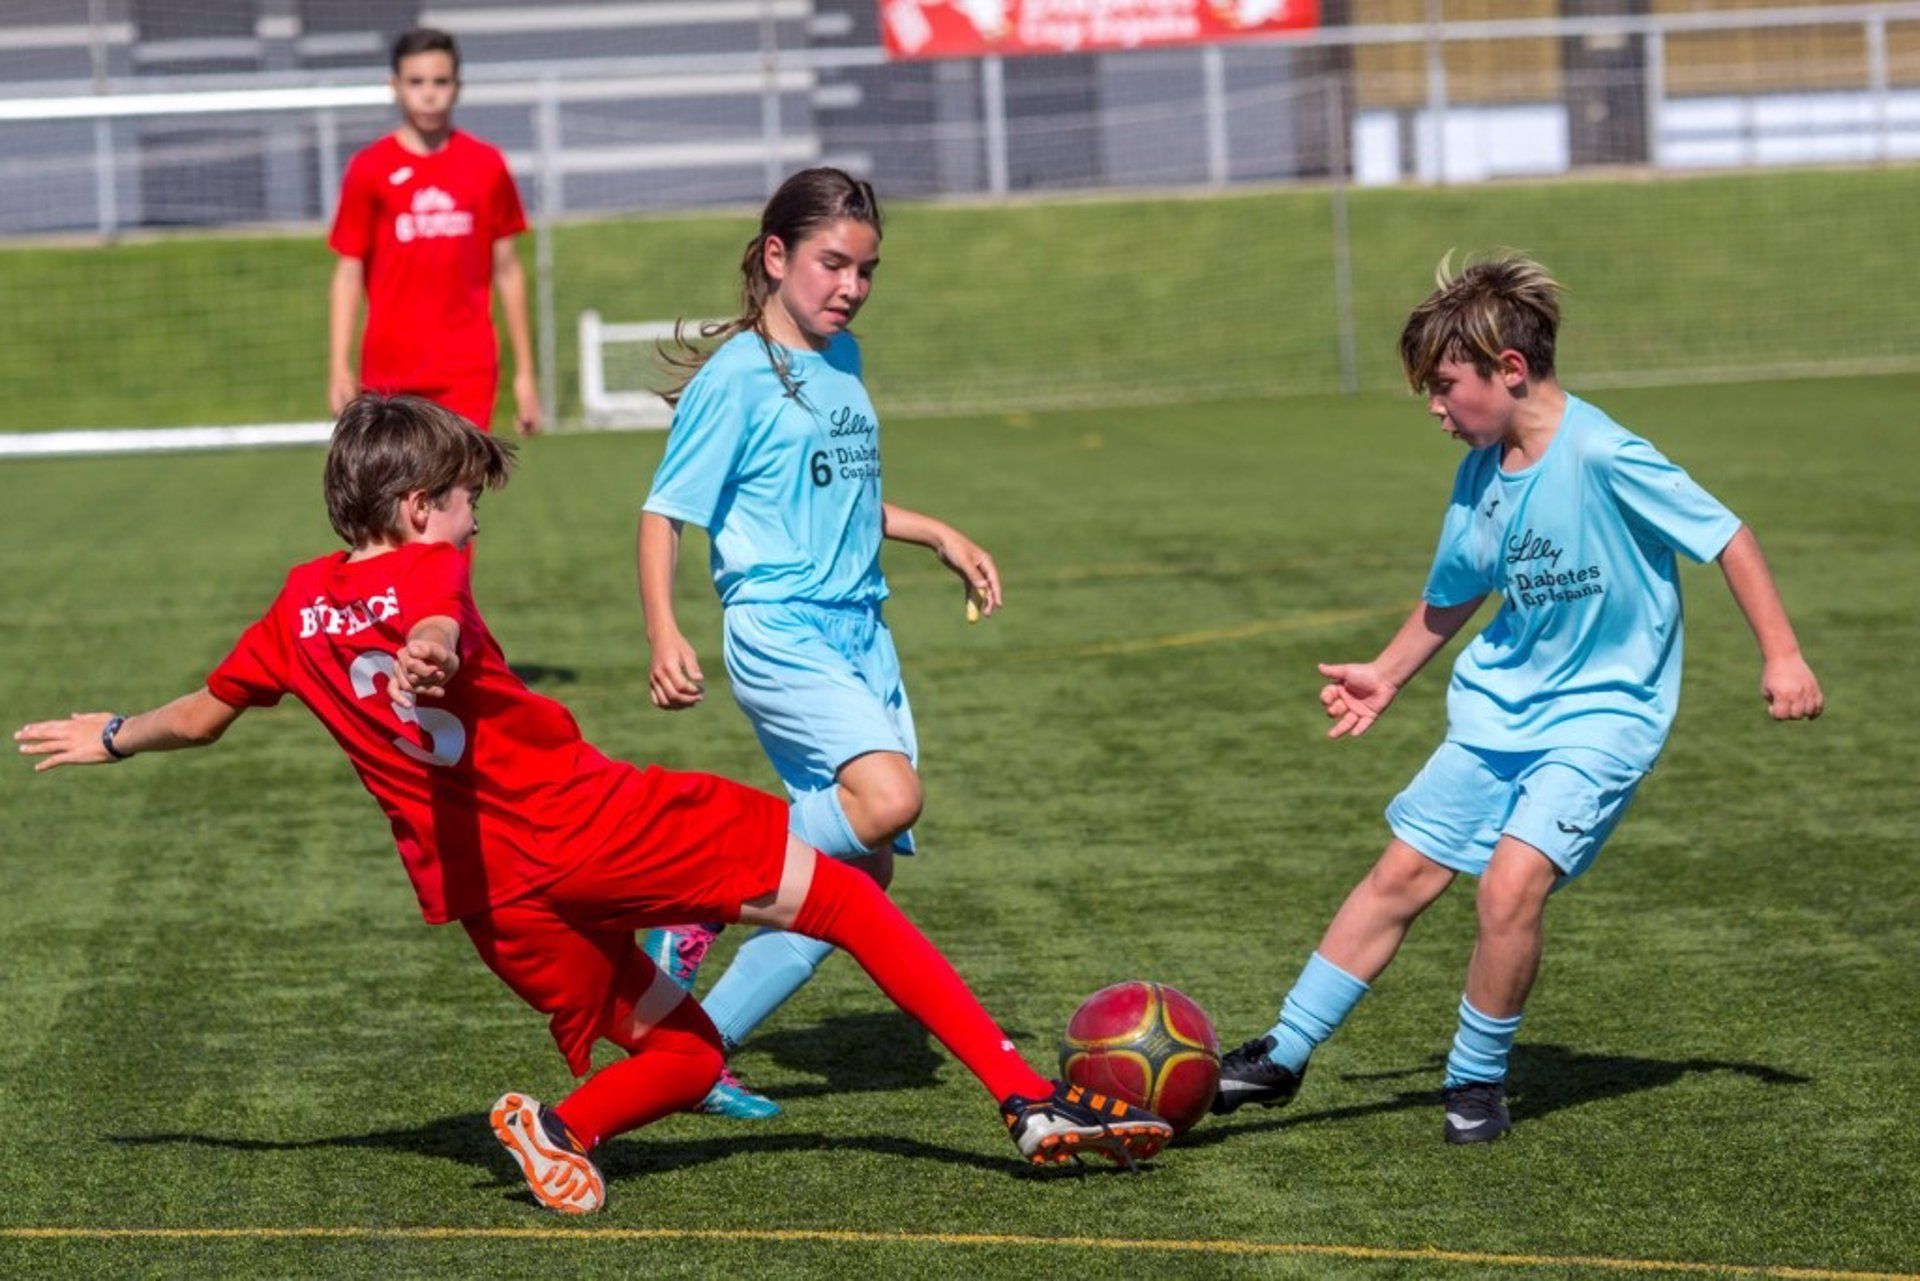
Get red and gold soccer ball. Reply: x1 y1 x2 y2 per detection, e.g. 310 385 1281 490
1058 981 1221 1135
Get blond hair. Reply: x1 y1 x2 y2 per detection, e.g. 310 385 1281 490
1399 252 1563 394
324 395 515 547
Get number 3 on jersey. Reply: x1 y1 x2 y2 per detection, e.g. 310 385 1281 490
349 651 467 767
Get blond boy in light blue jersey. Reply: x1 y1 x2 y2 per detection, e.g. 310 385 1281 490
1213 254 1824 1143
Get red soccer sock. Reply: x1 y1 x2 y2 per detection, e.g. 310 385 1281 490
792 855 1051 1105
553 997 724 1149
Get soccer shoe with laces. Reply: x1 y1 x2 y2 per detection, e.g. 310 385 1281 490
696 1065 782 1120
642 922 724 991
1211 1034 1308 1116
489 1092 605 1214
1442 1079 1511 1145
1001 1081 1173 1169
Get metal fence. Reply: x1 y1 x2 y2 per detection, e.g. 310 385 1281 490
3 1 1918 430
5 3 1920 237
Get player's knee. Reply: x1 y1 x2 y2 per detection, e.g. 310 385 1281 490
617 993 728 1095
1475 875 1547 935
1366 851 1450 913
853 774 922 842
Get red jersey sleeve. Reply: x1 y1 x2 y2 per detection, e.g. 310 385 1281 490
207 603 291 709
489 153 528 242
402 543 486 656
328 151 379 260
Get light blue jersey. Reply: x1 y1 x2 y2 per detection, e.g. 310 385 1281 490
1422 394 1741 770
644 329 886 607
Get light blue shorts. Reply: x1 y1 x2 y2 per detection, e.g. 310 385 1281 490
722 599 918 855
1385 741 1645 883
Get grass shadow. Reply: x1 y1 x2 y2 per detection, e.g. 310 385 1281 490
108 1103 1143 1199
739 1010 955 1101
1183 1043 1810 1148
510 663 578 686
1506 1043 1810 1121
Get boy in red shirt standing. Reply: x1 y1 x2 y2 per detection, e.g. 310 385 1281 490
15 396 1168 1215
328 28 541 434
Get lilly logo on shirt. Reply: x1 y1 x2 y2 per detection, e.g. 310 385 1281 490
395 186 474 242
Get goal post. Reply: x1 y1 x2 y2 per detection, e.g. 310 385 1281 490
577 311 723 430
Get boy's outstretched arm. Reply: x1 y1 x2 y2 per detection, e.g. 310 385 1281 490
15 689 243 771
882 502 1002 618
392 616 461 709
1319 596 1486 739
1716 525 1823 721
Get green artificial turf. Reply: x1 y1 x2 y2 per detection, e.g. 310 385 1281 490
0 376 1914 1277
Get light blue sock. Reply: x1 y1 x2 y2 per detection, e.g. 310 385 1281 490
703 927 836 1046
1264 951 1370 1073
1444 997 1523 1087
701 790 869 1047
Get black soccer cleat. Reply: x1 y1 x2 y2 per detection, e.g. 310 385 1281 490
1211 1035 1307 1116
1442 1079 1511 1145
1002 1081 1173 1170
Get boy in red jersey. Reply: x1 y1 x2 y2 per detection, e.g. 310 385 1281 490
328 28 541 434
14 396 1169 1214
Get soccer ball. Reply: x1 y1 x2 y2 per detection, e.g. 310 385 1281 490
1058 981 1221 1135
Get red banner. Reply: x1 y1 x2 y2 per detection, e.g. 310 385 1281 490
880 0 1319 60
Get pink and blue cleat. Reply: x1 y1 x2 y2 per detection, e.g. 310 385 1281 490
698 1064 783 1119
642 922 724 990
642 924 783 1119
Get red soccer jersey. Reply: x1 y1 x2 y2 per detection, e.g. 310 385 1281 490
207 542 642 924
328 132 527 394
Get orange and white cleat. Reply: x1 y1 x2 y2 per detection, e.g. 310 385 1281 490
489 1092 606 1214
1001 1080 1173 1170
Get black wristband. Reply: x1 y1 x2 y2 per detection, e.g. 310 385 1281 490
102 715 131 761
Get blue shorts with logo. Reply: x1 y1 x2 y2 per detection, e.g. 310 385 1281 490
722 599 918 855
1385 741 1645 883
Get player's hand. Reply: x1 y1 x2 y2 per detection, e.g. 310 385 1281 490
649 634 705 710
513 372 543 436
1317 662 1400 739
933 530 1002 621
14 712 115 771
328 369 358 416
1761 653 1823 721
393 638 459 708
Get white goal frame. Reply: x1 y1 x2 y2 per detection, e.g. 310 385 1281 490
577 310 723 429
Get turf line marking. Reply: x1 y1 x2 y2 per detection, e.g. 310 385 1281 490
1063 607 1401 658
921 606 1401 671
893 551 1422 589
1 1227 1911 1279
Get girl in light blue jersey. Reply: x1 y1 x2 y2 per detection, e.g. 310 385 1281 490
1212 254 1824 1144
636 169 1002 1118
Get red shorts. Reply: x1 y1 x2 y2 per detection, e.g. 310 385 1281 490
460 769 789 1075
361 368 498 432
